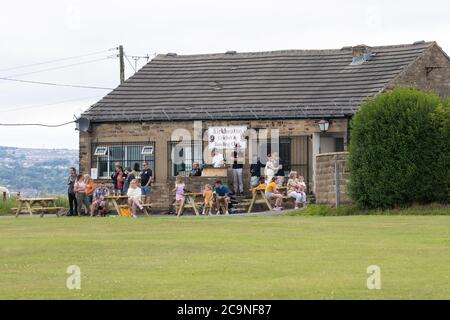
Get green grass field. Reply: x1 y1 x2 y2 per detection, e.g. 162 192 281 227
1 215 450 299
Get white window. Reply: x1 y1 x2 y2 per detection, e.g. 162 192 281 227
141 146 154 156
94 146 108 156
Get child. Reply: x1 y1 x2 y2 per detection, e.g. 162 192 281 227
298 175 307 204
172 176 185 213
287 171 304 209
265 177 283 210
202 184 214 215
84 174 96 206
127 179 143 218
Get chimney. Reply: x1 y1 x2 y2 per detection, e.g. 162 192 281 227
352 45 370 58
351 45 374 65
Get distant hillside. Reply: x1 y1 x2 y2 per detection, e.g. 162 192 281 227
0 146 78 197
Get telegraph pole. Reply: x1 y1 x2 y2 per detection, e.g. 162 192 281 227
119 45 125 84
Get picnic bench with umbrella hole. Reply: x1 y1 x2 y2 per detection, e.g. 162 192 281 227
177 192 203 217
14 197 65 217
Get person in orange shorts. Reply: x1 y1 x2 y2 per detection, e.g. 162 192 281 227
202 184 214 215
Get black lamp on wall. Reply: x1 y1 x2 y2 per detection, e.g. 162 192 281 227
318 119 330 132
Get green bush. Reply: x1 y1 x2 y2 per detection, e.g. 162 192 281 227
349 88 450 209
288 204 450 216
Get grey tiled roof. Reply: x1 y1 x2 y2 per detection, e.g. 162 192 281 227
83 42 434 122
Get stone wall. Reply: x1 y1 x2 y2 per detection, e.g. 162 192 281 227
315 152 350 206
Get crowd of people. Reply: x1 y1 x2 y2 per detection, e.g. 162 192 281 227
175 148 307 213
66 162 153 217
65 147 306 217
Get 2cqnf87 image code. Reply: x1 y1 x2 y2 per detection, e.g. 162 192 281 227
177 304 272 317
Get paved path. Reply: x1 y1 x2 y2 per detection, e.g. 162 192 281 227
0 209 297 219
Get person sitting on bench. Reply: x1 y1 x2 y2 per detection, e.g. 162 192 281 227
265 177 283 211
287 171 306 209
214 180 229 215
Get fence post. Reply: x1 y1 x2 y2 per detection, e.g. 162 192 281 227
335 159 340 208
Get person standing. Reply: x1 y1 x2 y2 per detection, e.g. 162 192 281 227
74 174 90 216
264 153 276 185
231 145 244 195
123 167 136 195
140 162 153 204
111 164 125 196
67 167 78 216
273 152 285 186
250 157 264 189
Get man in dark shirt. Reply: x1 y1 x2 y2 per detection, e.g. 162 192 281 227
140 162 153 204
67 167 78 216
231 145 244 195
189 162 202 177
250 158 264 189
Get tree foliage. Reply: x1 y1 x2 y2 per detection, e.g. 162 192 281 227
349 88 450 209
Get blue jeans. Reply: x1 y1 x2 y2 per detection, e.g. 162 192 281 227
141 186 151 196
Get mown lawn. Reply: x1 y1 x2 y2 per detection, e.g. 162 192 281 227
0 215 450 299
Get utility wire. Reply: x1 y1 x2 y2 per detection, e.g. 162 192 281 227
0 77 114 90
6 57 112 78
0 120 75 127
0 48 117 72
125 55 136 72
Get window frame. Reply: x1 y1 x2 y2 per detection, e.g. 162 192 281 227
91 142 155 179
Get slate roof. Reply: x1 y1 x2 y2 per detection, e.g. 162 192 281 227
83 41 435 122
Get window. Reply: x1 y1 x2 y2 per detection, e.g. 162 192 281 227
141 146 154 156
91 143 155 179
94 146 108 156
169 141 203 177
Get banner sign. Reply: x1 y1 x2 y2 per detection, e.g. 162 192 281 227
207 126 247 149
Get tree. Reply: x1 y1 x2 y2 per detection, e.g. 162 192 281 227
349 88 450 209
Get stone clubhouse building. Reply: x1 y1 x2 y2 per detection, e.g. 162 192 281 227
79 41 450 209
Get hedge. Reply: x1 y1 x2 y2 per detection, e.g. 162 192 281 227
348 88 450 209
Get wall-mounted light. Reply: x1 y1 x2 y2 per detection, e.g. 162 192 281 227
318 119 330 132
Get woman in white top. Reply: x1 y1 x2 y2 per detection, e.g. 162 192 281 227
212 150 225 168
264 153 276 184
127 179 143 218
74 174 90 216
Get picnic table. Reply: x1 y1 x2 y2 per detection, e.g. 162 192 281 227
15 197 64 218
105 195 151 216
247 186 289 213
177 192 203 217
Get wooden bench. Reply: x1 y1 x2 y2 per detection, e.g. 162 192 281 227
14 197 64 217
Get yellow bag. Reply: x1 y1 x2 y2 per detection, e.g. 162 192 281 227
119 207 132 217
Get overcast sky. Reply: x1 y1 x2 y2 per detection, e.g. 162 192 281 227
1 0 449 149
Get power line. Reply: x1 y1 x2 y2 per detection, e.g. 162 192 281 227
0 95 103 113
6 57 113 78
0 77 114 90
125 55 136 72
0 48 117 73
0 120 75 127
